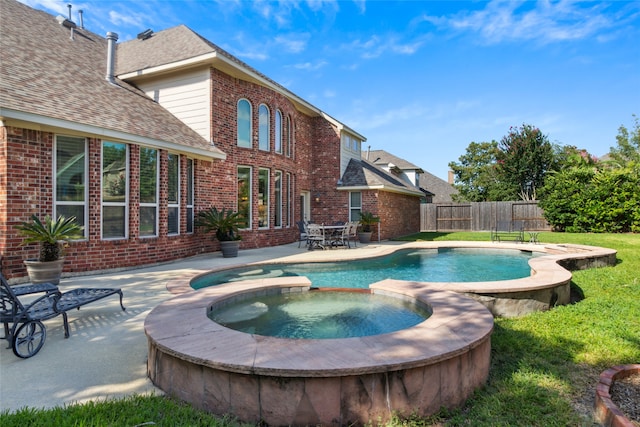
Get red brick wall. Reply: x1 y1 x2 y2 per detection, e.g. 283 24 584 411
1 67 421 280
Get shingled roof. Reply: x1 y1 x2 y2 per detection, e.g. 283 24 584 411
338 158 423 197
363 149 458 202
0 0 225 160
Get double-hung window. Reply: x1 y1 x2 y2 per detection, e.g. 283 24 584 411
237 166 251 229
54 135 87 237
167 153 180 235
102 142 128 239
349 191 362 222
139 147 159 237
274 171 282 227
186 158 194 233
258 168 269 228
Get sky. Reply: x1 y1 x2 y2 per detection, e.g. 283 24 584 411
21 0 640 180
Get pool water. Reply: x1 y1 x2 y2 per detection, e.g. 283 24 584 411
209 291 431 339
193 248 538 290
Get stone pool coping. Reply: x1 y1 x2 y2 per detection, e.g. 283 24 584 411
166 241 617 317
145 278 494 376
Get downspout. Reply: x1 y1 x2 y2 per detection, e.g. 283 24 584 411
105 32 119 84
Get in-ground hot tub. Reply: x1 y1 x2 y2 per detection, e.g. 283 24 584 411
145 277 494 425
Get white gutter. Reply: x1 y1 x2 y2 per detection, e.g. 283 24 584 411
0 108 226 161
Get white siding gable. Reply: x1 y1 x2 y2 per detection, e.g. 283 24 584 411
138 68 211 141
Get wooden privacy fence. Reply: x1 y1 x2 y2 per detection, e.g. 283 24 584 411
421 201 551 232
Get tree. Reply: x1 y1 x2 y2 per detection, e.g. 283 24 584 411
496 124 555 200
608 114 640 168
448 141 503 202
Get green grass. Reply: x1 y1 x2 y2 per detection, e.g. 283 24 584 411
2 232 638 426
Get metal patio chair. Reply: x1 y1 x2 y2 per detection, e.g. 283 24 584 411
1 273 125 358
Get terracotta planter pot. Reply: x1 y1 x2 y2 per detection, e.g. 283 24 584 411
24 258 65 285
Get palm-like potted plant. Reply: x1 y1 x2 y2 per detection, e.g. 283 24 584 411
196 207 244 258
16 214 83 284
357 211 380 243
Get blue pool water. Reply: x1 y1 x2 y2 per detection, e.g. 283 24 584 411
208 291 431 339
192 248 537 290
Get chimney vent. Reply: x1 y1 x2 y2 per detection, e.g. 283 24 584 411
78 10 84 29
105 32 119 84
137 29 154 40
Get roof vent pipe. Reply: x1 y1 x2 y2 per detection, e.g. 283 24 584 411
78 10 84 29
67 4 72 20
105 32 119 84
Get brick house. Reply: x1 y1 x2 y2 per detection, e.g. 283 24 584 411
0 0 422 280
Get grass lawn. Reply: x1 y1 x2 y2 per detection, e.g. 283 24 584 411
1 232 638 426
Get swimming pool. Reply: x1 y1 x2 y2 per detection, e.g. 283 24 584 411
192 247 539 289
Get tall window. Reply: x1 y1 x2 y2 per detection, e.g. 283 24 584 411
275 110 283 154
186 158 194 233
285 115 292 157
102 142 128 239
286 173 292 227
274 171 282 227
167 153 180 235
258 104 270 151
349 191 362 222
139 147 158 237
237 166 251 229
258 168 269 228
237 99 251 148
54 135 87 237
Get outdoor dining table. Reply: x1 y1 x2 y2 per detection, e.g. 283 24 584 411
306 223 348 250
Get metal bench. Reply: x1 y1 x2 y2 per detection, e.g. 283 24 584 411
491 220 525 243
1 273 125 358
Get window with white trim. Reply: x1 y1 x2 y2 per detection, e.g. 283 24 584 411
102 141 128 239
167 153 180 235
286 172 292 227
274 170 282 227
285 115 292 157
54 135 87 238
275 110 283 154
349 191 362 222
237 99 252 148
139 147 158 237
237 166 251 229
186 158 194 233
258 168 269 228
259 104 270 151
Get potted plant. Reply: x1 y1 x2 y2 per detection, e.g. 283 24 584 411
357 211 380 243
196 207 244 258
16 214 83 284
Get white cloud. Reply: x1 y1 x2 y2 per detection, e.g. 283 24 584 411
292 60 328 71
274 34 309 53
423 0 623 45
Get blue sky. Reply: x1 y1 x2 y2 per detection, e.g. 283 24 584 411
22 0 640 180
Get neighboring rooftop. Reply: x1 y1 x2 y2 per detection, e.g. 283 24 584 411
363 149 458 203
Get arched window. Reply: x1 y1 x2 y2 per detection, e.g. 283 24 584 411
285 115 293 157
275 110 283 154
237 99 251 148
258 104 270 151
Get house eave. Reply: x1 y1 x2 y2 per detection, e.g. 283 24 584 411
0 108 226 161
337 185 423 197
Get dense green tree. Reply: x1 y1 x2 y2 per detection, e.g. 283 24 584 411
496 124 555 200
448 141 502 202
